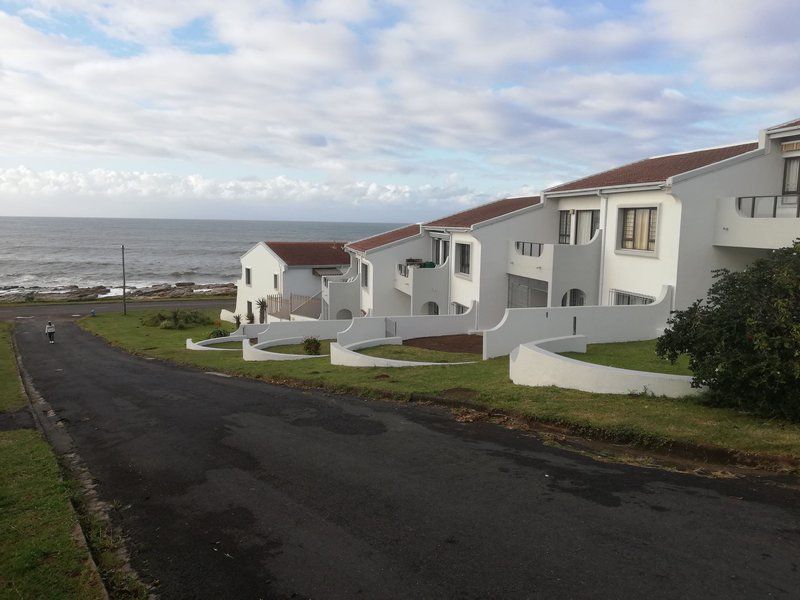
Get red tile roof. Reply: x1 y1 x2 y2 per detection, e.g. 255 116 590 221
265 241 349 266
769 118 800 130
424 196 541 229
347 224 421 252
546 142 758 194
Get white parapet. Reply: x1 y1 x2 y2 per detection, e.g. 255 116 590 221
256 319 352 344
186 335 248 351
330 337 477 368
243 337 326 361
509 335 701 398
483 286 673 359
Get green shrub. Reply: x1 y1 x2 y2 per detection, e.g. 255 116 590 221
246 313 255 324
302 337 322 355
141 309 212 330
657 240 800 420
207 328 229 339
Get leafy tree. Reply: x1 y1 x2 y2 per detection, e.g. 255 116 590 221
656 241 800 420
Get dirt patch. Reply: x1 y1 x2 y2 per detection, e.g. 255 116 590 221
374 373 391 380
440 387 480 401
404 334 483 355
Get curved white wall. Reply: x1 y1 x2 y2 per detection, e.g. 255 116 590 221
484 286 673 358
509 335 700 398
330 338 476 368
243 338 325 361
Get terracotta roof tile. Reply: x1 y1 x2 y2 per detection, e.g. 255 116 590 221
424 196 541 229
546 142 758 194
265 241 349 266
347 224 421 252
769 118 800 130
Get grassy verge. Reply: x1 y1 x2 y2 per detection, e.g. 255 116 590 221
78 309 800 466
360 344 477 363
561 339 691 376
268 340 332 355
0 323 27 412
0 322 106 599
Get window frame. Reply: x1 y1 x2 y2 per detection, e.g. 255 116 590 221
558 210 572 244
783 156 800 195
618 206 658 253
610 289 655 306
451 302 468 315
244 267 252 285
455 242 471 277
273 273 279 290
361 261 369 289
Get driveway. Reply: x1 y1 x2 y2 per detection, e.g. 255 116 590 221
13 318 800 599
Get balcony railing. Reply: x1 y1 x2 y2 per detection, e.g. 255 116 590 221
514 241 544 257
736 195 800 218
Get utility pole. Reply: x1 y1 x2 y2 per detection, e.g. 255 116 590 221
121 244 127 316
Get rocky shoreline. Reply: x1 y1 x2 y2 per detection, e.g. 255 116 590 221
0 282 236 303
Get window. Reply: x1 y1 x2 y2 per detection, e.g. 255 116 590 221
246 300 253 316
620 207 657 252
361 262 369 288
558 210 572 244
514 241 542 257
433 238 450 265
575 210 600 245
273 273 279 289
245 268 251 285
451 302 468 315
611 290 654 305
423 301 439 315
561 289 586 306
455 243 471 275
784 157 800 194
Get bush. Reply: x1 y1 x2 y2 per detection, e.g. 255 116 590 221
246 313 255 324
207 328 229 339
656 240 800 420
141 309 213 330
303 337 322 355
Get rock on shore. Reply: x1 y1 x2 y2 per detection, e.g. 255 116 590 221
0 282 236 303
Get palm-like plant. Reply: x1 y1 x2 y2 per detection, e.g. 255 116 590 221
233 314 242 328
256 297 268 324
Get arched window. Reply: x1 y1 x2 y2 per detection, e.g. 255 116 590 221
561 289 586 307
336 308 353 320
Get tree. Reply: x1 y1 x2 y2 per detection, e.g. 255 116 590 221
656 240 800 420
256 297 267 324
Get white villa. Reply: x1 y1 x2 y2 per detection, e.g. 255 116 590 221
230 241 349 322
216 119 800 393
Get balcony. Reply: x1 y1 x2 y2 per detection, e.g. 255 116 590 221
507 233 602 305
394 260 450 314
714 196 800 249
321 274 360 319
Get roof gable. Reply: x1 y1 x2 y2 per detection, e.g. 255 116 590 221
424 196 541 229
264 241 349 266
546 142 758 194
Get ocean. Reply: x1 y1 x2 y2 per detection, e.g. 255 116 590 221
0 216 400 295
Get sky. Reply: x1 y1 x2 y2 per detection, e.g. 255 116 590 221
0 0 798 223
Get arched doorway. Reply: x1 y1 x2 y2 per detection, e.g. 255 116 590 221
561 289 586 307
336 308 353 320
422 301 439 315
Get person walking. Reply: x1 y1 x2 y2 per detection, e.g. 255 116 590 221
45 321 56 344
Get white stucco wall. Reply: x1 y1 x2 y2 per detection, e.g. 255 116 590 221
255 319 352 344
671 142 790 310
483 286 673 358
509 335 700 397
234 244 284 317
358 234 429 317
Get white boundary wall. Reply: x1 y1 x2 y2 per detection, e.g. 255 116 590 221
256 319 351 344
243 338 326 362
509 335 700 397
186 334 248 351
330 338 477 368
336 303 478 347
483 286 673 359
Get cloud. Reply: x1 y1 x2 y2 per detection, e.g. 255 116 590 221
0 1 798 220
0 166 507 222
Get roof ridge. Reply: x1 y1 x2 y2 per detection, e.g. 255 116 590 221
647 141 757 160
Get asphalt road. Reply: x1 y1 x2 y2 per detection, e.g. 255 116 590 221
13 318 800 599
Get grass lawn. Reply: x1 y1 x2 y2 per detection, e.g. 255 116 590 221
562 339 691 376
205 340 244 349
360 344 478 363
0 323 27 412
268 340 332 355
78 309 800 466
0 322 105 599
